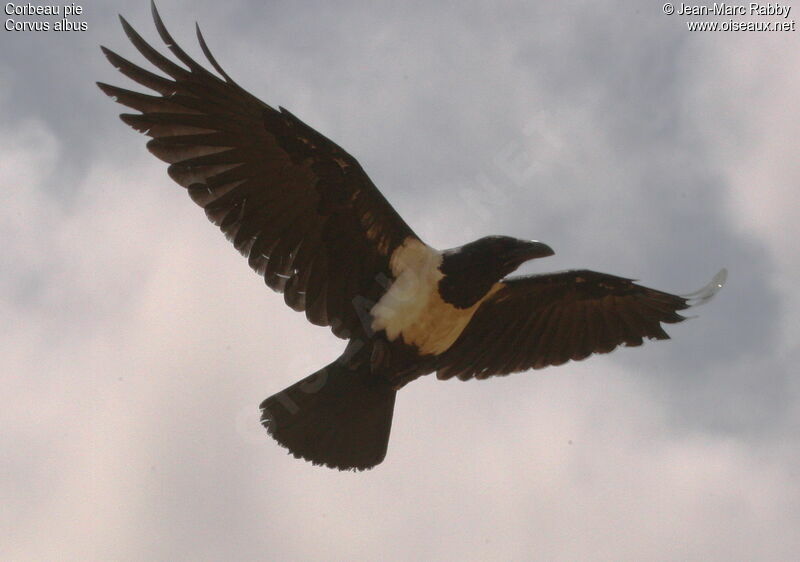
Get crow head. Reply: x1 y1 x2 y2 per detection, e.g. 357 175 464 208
439 236 554 308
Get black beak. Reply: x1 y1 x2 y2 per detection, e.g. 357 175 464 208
508 240 554 263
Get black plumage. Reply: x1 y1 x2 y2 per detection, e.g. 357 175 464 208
100 3 725 470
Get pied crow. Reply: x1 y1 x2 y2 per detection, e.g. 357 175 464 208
99 3 726 470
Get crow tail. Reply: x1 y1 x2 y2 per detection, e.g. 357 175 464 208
260 352 396 471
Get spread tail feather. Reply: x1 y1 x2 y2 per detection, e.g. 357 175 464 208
260 357 397 471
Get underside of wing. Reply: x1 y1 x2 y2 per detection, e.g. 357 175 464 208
437 268 726 380
98 2 419 338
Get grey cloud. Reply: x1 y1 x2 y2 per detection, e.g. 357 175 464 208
2 1 799 560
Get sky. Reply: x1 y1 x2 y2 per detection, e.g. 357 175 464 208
2 1 799 560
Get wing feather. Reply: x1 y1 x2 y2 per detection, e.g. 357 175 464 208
100 4 419 338
437 269 723 380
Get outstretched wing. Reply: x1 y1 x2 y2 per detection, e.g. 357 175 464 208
437 269 726 380
98 3 419 339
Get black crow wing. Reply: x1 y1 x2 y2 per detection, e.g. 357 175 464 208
437 269 726 380
98 5 419 339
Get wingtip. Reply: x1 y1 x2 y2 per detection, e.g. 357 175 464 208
150 0 169 43
194 22 236 83
118 13 139 40
98 45 122 67
95 81 126 103
195 21 204 45
150 0 160 23
713 267 728 288
683 267 727 307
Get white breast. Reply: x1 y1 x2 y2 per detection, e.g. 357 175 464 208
371 238 496 355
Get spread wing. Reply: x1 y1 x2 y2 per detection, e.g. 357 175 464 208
98 4 419 339
437 269 726 380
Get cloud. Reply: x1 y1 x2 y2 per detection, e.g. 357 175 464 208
2 2 799 560
686 36 800 340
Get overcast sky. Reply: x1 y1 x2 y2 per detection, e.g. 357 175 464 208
2 1 799 560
